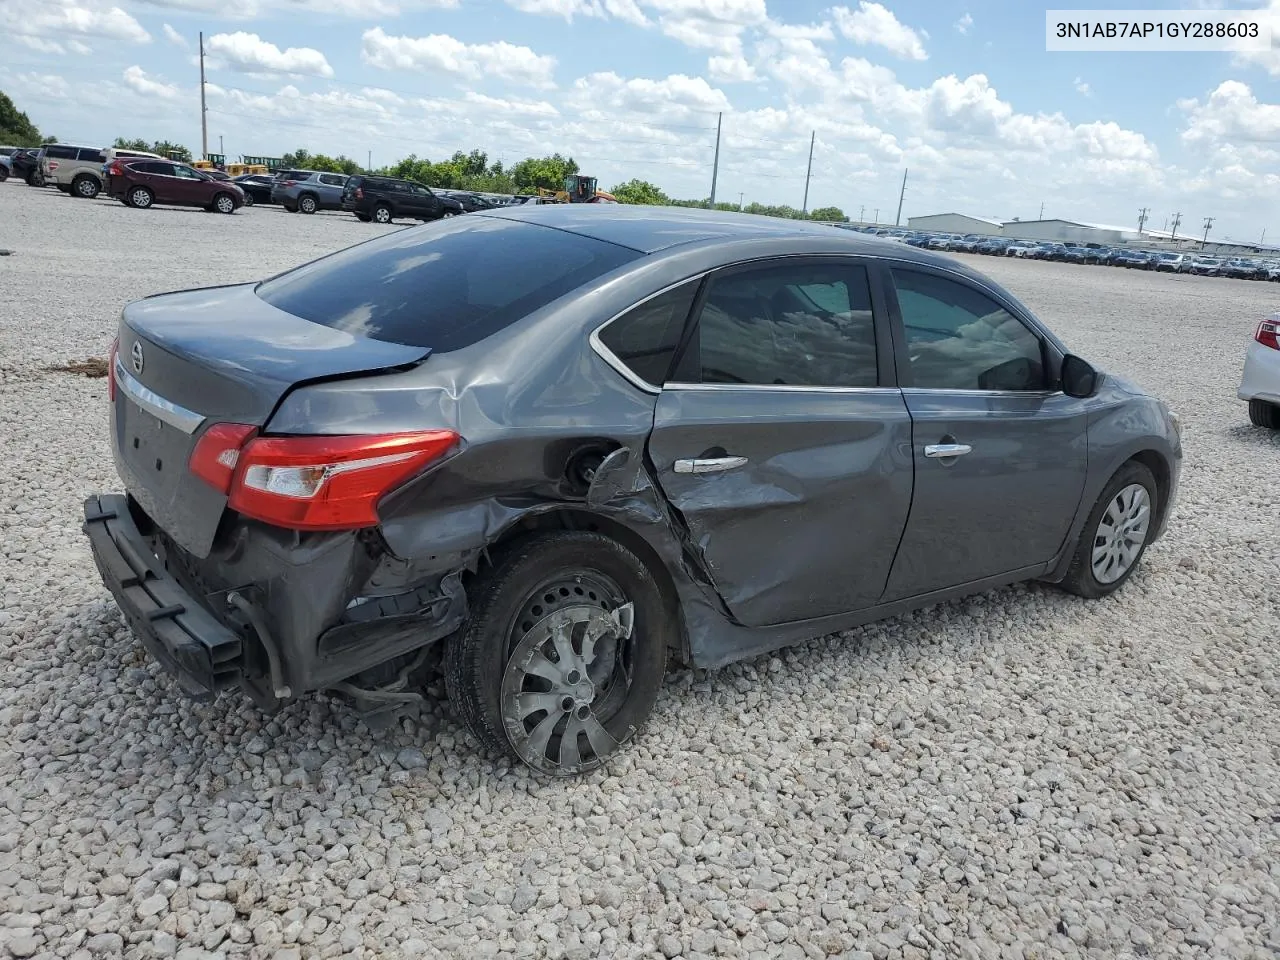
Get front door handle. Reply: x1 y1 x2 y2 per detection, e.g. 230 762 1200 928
923 443 973 458
674 456 748 474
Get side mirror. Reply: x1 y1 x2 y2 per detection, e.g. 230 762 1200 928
1060 354 1099 398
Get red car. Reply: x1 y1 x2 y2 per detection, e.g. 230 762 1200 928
106 159 246 214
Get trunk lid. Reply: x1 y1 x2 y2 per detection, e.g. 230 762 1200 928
113 283 430 557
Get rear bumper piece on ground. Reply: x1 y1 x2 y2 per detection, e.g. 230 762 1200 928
83 494 242 698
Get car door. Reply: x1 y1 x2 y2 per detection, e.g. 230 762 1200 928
643 258 914 628
408 183 439 218
879 265 1089 602
317 173 346 207
168 164 210 206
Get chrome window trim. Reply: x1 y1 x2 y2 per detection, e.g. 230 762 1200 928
900 386 1064 399
664 382 900 396
114 356 206 435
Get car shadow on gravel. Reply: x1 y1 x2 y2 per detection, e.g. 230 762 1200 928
1225 423 1280 447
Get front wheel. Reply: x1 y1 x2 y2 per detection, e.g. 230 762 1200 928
1057 461 1158 599
1248 399 1280 429
213 192 236 214
444 532 670 777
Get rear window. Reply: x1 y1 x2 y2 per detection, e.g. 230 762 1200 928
255 215 640 352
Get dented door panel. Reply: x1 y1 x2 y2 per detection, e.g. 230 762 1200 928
647 385 914 627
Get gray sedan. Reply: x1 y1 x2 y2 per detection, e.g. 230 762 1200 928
83 206 1182 776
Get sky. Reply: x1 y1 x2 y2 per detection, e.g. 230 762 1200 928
1 0 1279 241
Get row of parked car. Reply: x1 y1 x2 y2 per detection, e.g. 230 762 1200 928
0 142 561 224
835 225 1280 281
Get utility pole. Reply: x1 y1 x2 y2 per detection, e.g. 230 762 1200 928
737 191 743 211
199 31 208 161
894 167 907 226
219 135 223 156
874 208 879 224
1201 216 1214 248
367 149 372 172
859 204 865 222
708 112 722 208
1137 207 1149 235
1170 211 1182 241
801 130 815 215
1039 201 1045 220
1262 228 1267 245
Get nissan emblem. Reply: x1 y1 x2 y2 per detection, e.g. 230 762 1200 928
131 340 144 375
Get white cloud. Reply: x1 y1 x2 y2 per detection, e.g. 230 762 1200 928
833 2 927 60
361 27 558 89
1 0 150 46
206 32 334 78
571 71 731 117
501 0 648 24
68 38 93 54
645 0 768 56
15 35 67 54
1074 76 1091 97
708 54 757 83
1180 80 1280 144
1231 0 1280 76
954 12 973 35
162 23 189 48
122 65 181 100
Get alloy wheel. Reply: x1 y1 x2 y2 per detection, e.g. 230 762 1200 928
1091 483 1151 584
215 195 235 214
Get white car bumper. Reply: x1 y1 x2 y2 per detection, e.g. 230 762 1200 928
1238 337 1280 403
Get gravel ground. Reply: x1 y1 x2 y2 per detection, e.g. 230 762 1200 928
1 181 1278 960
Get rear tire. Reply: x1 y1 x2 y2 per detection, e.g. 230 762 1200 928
1248 399 1280 429
241 192 255 207
72 174 100 199
298 193 318 214
373 204 392 224
0 167 8 182
1057 461 1158 599
444 532 669 777
126 186 154 209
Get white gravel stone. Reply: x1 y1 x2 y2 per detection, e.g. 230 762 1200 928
1 184 1278 959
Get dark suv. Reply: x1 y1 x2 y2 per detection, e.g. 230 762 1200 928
341 175 464 224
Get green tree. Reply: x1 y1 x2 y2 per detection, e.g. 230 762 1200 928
0 91 47 146
809 206 847 222
610 179 669 205
280 147 360 175
509 153 579 193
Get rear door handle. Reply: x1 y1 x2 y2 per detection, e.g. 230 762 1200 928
923 443 972 458
674 456 748 474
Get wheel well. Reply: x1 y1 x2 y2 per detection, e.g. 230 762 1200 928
72 172 99 182
1127 450 1171 530
477 509 691 665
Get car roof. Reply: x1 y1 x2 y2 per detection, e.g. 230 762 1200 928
475 204 940 256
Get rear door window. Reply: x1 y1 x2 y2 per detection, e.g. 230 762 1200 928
46 145 76 159
319 173 345 186
255 216 640 352
683 261 880 388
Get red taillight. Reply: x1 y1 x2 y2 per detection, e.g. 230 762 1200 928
1256 318 1280 350
108 162 124 176
107 338 118 402
190 428 459 530
190 423 259 494
283 180 296 187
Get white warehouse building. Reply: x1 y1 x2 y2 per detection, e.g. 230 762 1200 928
905 213 1005 236
999 218 1161 245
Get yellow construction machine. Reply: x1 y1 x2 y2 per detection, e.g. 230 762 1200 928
537 174 617 204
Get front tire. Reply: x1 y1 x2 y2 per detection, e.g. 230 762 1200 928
1248 399 1280 429
212 192 236 214
444 532 670 777
298 194 318 214
1057 461 1158 599
127 186 154 209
